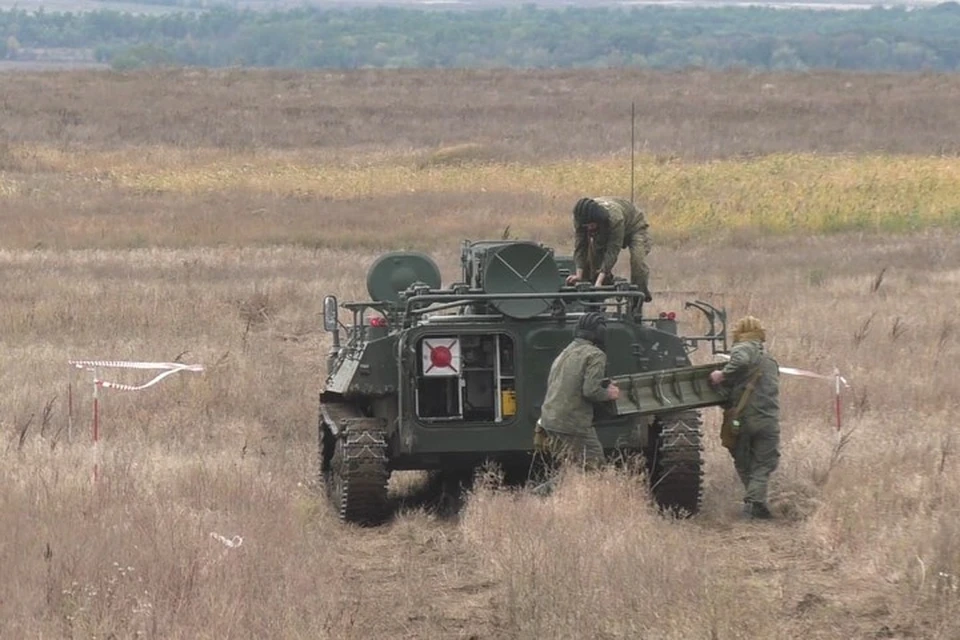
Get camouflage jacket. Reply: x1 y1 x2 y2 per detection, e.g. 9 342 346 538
719 340 780 422
539 338 610 436
573 197 649 276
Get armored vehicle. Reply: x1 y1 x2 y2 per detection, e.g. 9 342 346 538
318 239 729 525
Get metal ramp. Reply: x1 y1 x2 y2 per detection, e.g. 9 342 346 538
609 363 727 417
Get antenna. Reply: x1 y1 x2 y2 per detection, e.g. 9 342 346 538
630 101 635 204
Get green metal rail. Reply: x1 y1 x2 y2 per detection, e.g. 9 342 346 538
609 362 727 417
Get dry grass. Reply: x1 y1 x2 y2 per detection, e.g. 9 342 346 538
2 147 960 250
3 68 960 158
4 68 960 253
2 233 959 638
1 68 960 638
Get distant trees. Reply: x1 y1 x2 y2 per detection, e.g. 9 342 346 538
3 4 960 71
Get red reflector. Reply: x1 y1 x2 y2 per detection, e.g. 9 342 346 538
369 316 387 328
667 311 676 321
430 345 453 368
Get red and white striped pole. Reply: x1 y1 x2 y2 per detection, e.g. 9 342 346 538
67 365 75 444
834 367 843 433
92 367 101 482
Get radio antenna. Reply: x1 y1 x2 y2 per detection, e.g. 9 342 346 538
630 101 635 204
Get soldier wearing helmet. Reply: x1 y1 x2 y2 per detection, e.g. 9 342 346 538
565 197 653 301
534 312 620 470
709 316 781 520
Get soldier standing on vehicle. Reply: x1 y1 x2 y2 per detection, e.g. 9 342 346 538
709 316 781 520
534 312 620 470
565 197 653 302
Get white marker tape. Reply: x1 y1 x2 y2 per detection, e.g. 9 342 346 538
69 360 204 392
778 365 850 389
210 532 244 549
716 353 848 386
202 533 244 577
716 353 850 431
69 360 205 371
67 359 205 481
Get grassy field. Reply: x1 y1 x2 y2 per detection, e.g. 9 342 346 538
1 68 959 638
4 146 960 248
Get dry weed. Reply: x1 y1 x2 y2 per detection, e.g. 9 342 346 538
1 69 959 638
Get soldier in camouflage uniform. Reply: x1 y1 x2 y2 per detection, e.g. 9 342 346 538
566 197 653 301
535 312 620 470
709 316 781 520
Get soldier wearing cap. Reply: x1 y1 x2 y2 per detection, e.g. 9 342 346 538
535 312 620 469
565 197 653 301
709 316 781 520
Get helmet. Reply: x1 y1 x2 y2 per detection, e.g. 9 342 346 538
732 316 766 343
574 312 607 348
573 198 608 227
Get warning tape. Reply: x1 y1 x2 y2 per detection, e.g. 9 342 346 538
98 368 200 392
778 365 850 389
201 532 244 577
67 359 204 482
210 532 244 549
716 353 848 385
716 354 850 431
69 360 204 372
69 360 204 392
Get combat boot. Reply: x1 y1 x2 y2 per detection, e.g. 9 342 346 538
742 500 773 520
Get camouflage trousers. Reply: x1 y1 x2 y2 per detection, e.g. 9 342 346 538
626 231 652 295
585 232 651 294
534 424 605 471
731 416 780 507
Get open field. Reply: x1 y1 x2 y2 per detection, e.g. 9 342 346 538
5 69 960 158
1 68 960 638
3 70 960 251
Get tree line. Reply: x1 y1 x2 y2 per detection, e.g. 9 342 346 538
2 3 960 71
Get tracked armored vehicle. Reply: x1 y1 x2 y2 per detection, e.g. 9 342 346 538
317 239 729 525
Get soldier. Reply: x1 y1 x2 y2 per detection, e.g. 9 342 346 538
534 312 620 470
565 197 653 301
709 316 781 520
